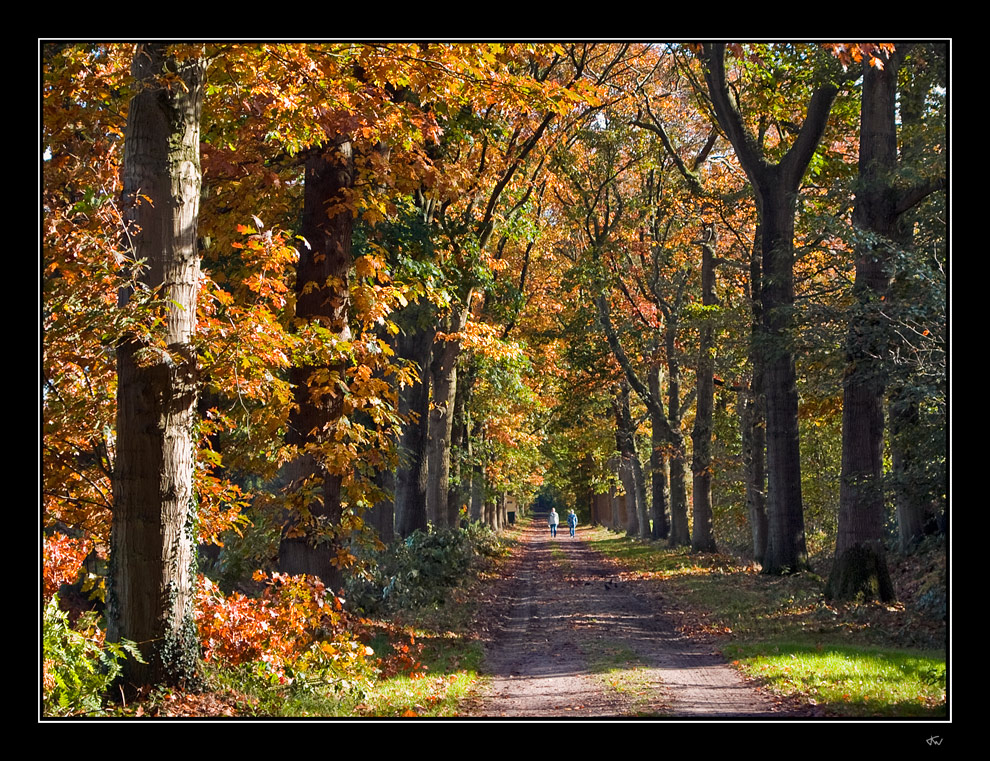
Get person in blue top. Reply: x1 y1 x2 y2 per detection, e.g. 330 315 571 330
548 508 559 537
567 509 578 537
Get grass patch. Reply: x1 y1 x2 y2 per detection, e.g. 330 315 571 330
579 640 667 717
549 541 572 572
582 525 947 718
722 643 946 718
347 670 481 718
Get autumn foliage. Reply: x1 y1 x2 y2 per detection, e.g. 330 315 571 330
42 40 945 715
42 533 91 602
195 571 373 685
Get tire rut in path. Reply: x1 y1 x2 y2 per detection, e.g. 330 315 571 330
466 521 785 718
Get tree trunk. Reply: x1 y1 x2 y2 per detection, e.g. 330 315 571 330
744 231 769 564
691 229 718 552
447 372 471 526
108 43 205 688
886 46 944 554
469 419 485 523
757 181 808 573
367 467 395 545
664 321 690 548
890 393 925 552
827 54 905 601
394 325 433 538
741 384 768 564
668 446 690 546
702 44 837 574
648 421 669 540
278 140 355 591
427 305 469 527
613 382 644 538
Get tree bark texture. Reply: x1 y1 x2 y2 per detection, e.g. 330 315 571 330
886 47 944 554
741 386 768 563
469 419 486 524
394 325 433 538
648 422 669 540
702 44 837 573
109 43 204 688
446 364 471 526
427 304 469 528
757 184 808 573
278 141 355 591
890 393 925 552
827 53 906 601
662 323 690 548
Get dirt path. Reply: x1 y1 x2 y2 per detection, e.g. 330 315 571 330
463 519 790 718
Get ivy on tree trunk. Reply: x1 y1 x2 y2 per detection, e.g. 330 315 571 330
108 43 205 688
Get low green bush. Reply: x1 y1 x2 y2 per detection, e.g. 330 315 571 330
42 595 144 716
346 524 506 616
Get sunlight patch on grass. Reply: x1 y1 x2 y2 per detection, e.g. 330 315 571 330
723 643 946 718
351 670 480 717
583 525 947 718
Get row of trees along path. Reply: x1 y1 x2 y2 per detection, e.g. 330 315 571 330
464 517 797 718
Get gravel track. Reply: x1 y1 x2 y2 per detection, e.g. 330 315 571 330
464 520 790 719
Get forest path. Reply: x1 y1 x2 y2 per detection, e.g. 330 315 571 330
462 518 788 718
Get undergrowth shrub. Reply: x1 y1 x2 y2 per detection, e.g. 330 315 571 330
195 570 375 696
42 595 144 716
345 524 506 616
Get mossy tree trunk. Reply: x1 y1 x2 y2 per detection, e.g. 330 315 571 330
109 43 205 688
828 49 915 602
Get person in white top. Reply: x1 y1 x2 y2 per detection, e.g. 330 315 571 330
548 508 559 538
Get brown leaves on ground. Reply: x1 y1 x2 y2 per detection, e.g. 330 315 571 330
125 687 253 718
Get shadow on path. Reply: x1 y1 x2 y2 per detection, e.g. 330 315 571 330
466 519 787 718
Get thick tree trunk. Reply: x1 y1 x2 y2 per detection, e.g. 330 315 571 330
757 183 807 573
740 384 768 563
702 44 836 574
427 305 469 527
827 55 904 601
887 47 945 554
108 43 204 688
890 393 926 551
446 363 471 526
469 420 485 524
743 233 769 564
606 454 622 531
278 141 355 591
691 231 718 552
668 446 690 546
367 467 395 545
394 325 433 538
648 422 669 540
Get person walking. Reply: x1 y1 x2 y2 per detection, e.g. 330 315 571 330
567 509 578 537
548 508 559 538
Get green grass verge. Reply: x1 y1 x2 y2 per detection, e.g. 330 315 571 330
722 643 946 718
582 525 947 718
